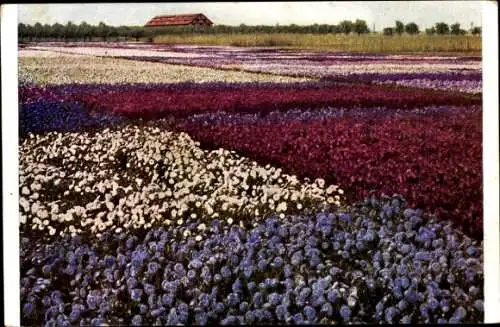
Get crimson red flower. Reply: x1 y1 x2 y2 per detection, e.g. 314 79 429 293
175 109 482 239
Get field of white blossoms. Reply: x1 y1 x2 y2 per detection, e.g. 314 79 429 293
19 42 483 326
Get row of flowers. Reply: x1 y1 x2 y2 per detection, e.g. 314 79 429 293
175 108 483 239
20 193 483 326
24 43 481 63
117 55 481 94
20 45 481 95
18 44 484 325
20 124 344 240
182 105 481 126
18 56 309 86
68 82 481 120
19 100 126 138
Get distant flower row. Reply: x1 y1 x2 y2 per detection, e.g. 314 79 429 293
18 56 309 86
73 82 480 119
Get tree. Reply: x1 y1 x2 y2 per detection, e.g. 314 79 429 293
338 20 353 35
425 27 436 35
52 23 64 40
18 23 27 41
353 19 369 35
435 22 450 35
450 23 462 35
98 22 110 41
130 27 145 41
24 24 34 41
64 21 77 41
404 22 419 35
117 26 130 40
76 22 92 41
471 26 481 35
395 20 404 35
33 22 43 40
41 24 53 40
383 27 394 36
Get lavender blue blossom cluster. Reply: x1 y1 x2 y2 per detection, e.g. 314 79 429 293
20 195 483 326
19 101 126 138
183 105 481 126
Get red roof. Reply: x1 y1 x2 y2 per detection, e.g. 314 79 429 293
145 13 213 27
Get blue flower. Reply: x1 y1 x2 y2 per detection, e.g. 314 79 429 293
253 292 263 307
23 302 34 316
139 304 149 315
232 279 243 293
268 293 282 306
147 262 159 274
189 259 203 270
453 306 467 319
195 312 208 325
103 255 115 268
214 302 225 314
166 308 179 325
327 289 339 303
303 305 317 321
419 303 429 318
385 307 399 323
187 269 197 280
130 288 143 302
275 304 288 320
340 305 351 321
151 307 166 318
293 313 304 324
245 310 256 323
400 244 411 254
127 277 138 289
143 283 155 296
474 300 484 312
428 297 439 311
86 295 98 310
221 266 231 278
69 308 81 322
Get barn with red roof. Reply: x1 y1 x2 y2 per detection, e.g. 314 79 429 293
145 13 214 27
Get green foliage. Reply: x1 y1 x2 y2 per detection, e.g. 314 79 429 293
426 27 437 35
404 22 419 35
435 22 450 35
338 20 354 35
395 21 405 35
17 20 480 44
383 27 394 36
450 23 467 35
471 26 481 36
352 19 370 35
450 23 461 35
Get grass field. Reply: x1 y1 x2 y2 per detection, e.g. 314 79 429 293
154 33 481 55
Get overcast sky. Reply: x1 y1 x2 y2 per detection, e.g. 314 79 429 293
19 2 483 30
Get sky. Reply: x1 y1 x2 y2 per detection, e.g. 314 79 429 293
19 2 483 30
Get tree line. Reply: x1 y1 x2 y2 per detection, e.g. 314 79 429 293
382 20 481 36
18 20 481 42
18 20 371 42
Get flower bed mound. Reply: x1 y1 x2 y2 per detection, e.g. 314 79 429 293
177 109 482 239
20 195 483 326
74 83 480 120
20 124 343 240
19 101 126 138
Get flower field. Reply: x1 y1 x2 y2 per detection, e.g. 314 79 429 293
19 42 483 325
